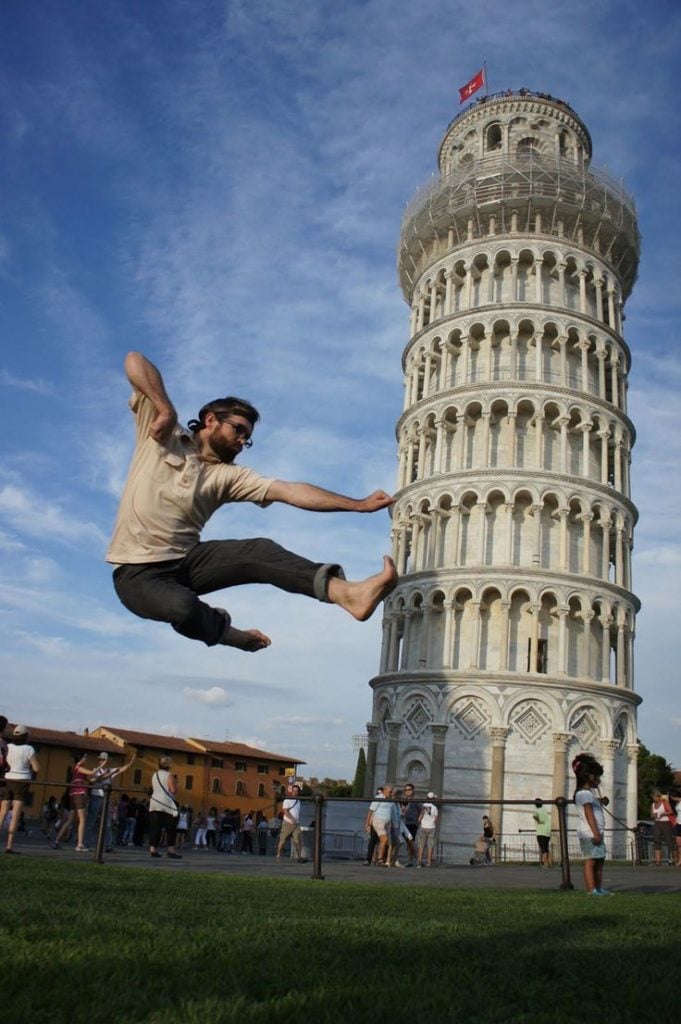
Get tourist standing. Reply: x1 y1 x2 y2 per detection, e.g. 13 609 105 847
1 725 40 854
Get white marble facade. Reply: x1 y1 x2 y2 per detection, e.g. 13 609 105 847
367 91 641 857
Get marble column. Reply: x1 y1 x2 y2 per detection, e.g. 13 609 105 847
626 743 640 834
364 723 379 798
488 726 510 839
430 724 449 797
386 720 402 782
551 732 572 829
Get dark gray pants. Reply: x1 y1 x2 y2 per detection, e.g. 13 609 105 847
113 538 344 646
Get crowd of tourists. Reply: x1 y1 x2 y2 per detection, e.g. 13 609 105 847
0 720 280 859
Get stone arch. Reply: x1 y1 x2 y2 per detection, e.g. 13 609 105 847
400 747 431 784
479 584 503 669
450 585 475 670
489 397 510 467
508 586 532 672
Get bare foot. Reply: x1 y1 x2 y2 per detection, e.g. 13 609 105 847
327 556 398 622
223 627 271 652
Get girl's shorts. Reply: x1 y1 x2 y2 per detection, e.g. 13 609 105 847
579 836 606 859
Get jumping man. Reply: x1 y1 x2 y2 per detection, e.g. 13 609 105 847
107 352 398 652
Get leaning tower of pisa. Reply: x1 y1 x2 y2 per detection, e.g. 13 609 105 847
366 89 641 856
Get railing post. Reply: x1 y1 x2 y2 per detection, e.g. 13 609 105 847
555 796 574 890
95 783 112 864
312 794 324 881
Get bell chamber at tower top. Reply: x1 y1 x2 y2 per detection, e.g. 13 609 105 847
398 90 640 306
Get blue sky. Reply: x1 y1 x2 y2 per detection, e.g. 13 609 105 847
1 0 679 778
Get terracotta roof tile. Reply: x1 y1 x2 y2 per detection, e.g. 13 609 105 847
5 724 121 755
187 738 304 764
92 727 199 754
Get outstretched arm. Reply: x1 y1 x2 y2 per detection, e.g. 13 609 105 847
124 351 177 443
265 480 394 513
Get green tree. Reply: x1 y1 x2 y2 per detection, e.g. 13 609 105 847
317 778 352 798
351 747 367 798
637 744 675 819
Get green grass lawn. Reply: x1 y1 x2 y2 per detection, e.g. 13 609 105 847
2 859 678 1023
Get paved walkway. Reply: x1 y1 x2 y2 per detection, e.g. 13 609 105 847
10 836 681 893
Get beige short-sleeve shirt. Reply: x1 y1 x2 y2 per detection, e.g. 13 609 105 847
106 390 274 564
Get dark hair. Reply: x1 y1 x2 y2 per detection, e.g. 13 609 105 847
571 751 604 797
187 397 260 432
0 716 7 731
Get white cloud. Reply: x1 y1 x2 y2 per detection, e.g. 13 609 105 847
183 686 233 707
0 369 53 394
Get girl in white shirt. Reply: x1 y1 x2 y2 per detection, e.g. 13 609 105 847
572 752 611 896
1 726 40 854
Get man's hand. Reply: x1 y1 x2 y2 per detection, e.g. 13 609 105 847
357 490 395 513
149 407 177 444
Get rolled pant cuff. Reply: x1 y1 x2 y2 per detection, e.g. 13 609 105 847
313 563 346 603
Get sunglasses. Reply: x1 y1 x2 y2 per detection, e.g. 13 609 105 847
215 414 253 447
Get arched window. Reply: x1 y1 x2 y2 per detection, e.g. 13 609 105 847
486 123 502 152
257 783 266 798
235 780 245 797
517 137 540 160
211 778 221 794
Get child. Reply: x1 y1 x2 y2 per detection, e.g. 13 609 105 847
572 752 613 896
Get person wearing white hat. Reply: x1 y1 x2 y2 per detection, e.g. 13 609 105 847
86 750 135 850
1 725 40 854
416 793 439 868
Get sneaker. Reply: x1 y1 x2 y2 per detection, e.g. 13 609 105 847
588 889 607 896
150 851 162 859
5 848 20 855
596 888 614 895
75 845 90 852
51 841 61 850
167 852 183 860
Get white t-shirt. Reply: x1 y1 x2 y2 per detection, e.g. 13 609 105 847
420 802 438 829
574 788 605 839
6 743 36 780
282 799 300 825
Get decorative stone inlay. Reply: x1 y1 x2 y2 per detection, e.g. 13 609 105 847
449 698 490 738
614 719 626 751
405 699 431 737
569 707 599 748
510 700 551 744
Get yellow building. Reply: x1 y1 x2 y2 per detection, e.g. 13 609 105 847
4 724 124 821
90 726 304 818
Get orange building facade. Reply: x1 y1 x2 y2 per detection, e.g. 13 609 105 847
4 723 303 823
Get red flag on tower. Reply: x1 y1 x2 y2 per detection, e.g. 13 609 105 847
459 68 485 104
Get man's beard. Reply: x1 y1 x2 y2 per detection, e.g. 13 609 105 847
208 434 238 464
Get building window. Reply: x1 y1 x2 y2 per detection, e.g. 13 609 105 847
186 775 193 790
187 754 195 765
235 781 245 797
133 769 142 785
210 758 224 769
256 763 268 775
278 767 286 776
211 778 221 794
257 783 265 798
235 761 246 772
527 639 548 673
